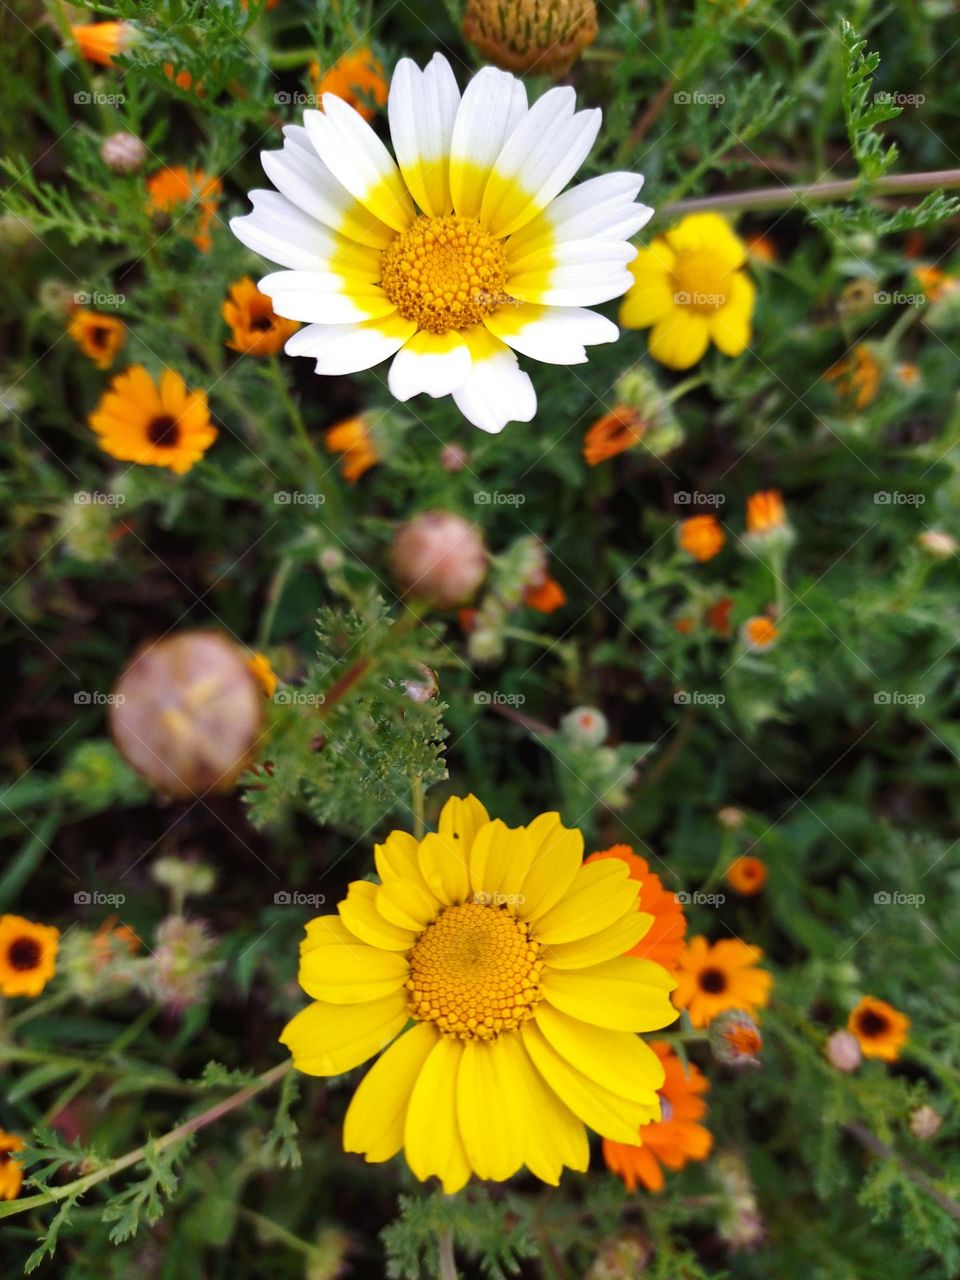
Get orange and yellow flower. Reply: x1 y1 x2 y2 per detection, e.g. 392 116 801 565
524 575 566 613
325 414 379 483
673 936 771 1028
310 48 389 122
746 489 785 535
824 344 881 410
586 846 687 970
69 21 134 66
679 515 725 563
89 365 217 475
913 265 958 304
67 309 126 370
146 167 222 253
583 406 645 465
847 996 909 1062
0 915 60 998
725 856 767 896
603 1041 712 1192
222 277 300 356
248 652 278 698
0 1130 25 1201
742 616 779 651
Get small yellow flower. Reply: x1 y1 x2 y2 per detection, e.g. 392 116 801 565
88 365 217 475
848 996 909 1062
679 514 725 563
0 1130 25 1201
222 277 299 356
325 415 379 483
0 915 60 997
620 213 756 370
248 651 278 698
68 309 126 370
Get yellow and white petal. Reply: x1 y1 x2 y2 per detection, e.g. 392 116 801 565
438 795 490 853
284 314 417 375
543 909 651 969
541 956 678 1031
648 309 710 370
449 66 528 219
503 1033 589 1183
301 914 355 957
468 819 533 904
387 329 472 401
508 241 637 307
261 128 395 250
258 269 395 324
299 942 408 1005
485 303 618 365
517 813 583 921
534 1002 665 1109
451 325 536 434
665 212 746 268
279 990 408 1076
404 1035 472 1192
231 191 383 276
531 858 638 944
505 173 652 262
344 1022 438 1162
481 87 601 238
457 1037 526 1180
521 1020 652 1143
417 831 471 906
303 97 415 233
339 880 417 951
388 53 460 217
709 274 755 356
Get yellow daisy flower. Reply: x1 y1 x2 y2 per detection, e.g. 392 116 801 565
281 795 679 1191
0 914 60 997
88 365 217 475
231 54 652 433
620 213 755 370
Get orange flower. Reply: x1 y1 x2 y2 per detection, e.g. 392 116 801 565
248 652 278 698
824 344 881 409
67 309 126 370
679 515 725 563
92 917 140 967
0 915 60 998
324 414 378 483
146 167 222 253
583 405 645 465
603 1042 712 1192
69 21 134 66
746 233 776 263
707 596 734 636
893 362 920 388
89 365 217 475
674 615 695 634
524 575 566 613
586 845 687 970
725 855 767 895
673 935 772 1028
310 48 388 122
848 996 910 1062
164 64 204 95
742 616 779 650
913 265 958 304
746 489 785 535
0 1130 25 1201
222 277 299 356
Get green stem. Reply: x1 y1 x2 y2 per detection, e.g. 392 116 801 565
40 1005 159 1124
257 555 296 648
0 1047 197 1093
438 1228 457 1280
411 774 425 840
4 988 71 1031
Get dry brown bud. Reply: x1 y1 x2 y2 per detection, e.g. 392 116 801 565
463 0 598 78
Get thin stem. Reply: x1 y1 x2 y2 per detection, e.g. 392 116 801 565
411 774 425 840
40 1005 159 1124
438 1228 457 1280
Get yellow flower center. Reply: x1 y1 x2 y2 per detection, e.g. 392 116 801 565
380 215 510 335
672 250 731 313
406 901 543 1039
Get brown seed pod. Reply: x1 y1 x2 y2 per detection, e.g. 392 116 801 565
391 511 487 609
109 630 264 798
463 0 599 78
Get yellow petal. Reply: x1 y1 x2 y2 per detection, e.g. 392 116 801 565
501 1032 589 1184
298 943 409 1004
338 880 417 951
709 273 755 356
280 991 409 1076
376 876 441 932
543 910 652 970
647 309 710 370
517 813 583 921
344 1022 438 1162
300 914 354 957
457 1037 526 1180
404 1035 472 1192
438 794 490 854
534 1002 665 1107
418 831 471 906
665 213 746 268
469 819 532 905
532 859 638 944
541 956 678 1031
374 830 421 882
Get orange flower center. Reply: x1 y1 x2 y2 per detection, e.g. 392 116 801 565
672 250 731 313
406 901 543 1039
7 937 41 971
381 215 510 334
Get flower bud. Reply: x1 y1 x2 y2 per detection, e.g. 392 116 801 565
615 366 684 457
100 131 147 174
717 806 745 830
151 916 217 1011
391 511 487 608
152 855 217 901
110 630 264 798
909 1104 941 1140
463 0 598 78
586 1232 652 1279
710 1009 763 1068
561 706 608 748
401 663 439 703
38 278 76 318
714 1151 764 1251
825 1029 862 1072
917 529 957 559
439 443 470 472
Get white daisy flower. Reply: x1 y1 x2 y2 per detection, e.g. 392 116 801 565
230 53 652 434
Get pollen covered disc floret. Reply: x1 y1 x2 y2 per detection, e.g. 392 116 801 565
230 53 653 433
406 900 542 1037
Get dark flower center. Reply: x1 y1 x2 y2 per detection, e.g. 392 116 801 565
147 415 180 447
698 966 727 994
249 314 274 332
91 325 112 347
8 937 42 971
857 1009 889 1037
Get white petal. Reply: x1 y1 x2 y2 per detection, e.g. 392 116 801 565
450 66 528 219
506 173 653 263
388 54 460 216
260 133 395 250
485 304 618 365
481 88 602 237
452 330 537 434
303 97 415 233
388 330 472 400
231 191 383 278
258 269 396 323
509 242 638 307
284 315 416 375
